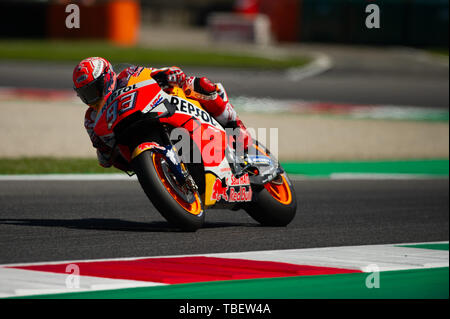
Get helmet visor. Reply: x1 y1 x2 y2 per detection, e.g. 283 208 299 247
74 75 105 105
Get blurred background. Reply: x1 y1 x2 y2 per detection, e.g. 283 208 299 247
0 0 448 47
0 0 448 171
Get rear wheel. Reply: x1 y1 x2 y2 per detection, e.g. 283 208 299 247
132 150 204 231
245 173 297 226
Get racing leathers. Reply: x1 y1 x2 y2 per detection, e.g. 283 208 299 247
84 65 251 171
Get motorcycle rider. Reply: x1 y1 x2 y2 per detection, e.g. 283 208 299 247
73 57 252 171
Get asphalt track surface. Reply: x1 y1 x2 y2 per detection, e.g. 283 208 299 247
0 55 448 108
0 178 448 265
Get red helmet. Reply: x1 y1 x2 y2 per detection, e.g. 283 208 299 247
73 57 116 105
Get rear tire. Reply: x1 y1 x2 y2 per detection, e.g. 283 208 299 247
132 150 204 232
245 173 297 226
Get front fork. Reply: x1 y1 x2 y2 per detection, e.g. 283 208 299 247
160 125 198 193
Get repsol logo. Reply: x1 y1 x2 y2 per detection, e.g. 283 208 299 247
106 80 157 105
169 96 218 126
108 84 137 102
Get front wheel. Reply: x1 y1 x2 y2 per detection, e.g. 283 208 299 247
132 150 204 231
245 173 297 226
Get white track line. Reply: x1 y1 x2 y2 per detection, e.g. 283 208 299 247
0 174 137 181
1 172 445 181
286 53 333 81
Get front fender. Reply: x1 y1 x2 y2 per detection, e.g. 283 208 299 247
131 142 186 185
131 142 166 160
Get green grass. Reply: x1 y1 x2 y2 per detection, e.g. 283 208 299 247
428 48 449 57
0 40 310 69
1 157 448 176
0 157 113 174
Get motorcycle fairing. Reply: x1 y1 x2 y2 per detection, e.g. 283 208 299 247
93 73 273 208
94 79 161 137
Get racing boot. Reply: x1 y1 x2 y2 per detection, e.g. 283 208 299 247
183 76 253 153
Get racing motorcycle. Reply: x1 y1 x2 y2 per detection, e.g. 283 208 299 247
94 71 297 231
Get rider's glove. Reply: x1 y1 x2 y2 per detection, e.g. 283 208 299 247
97 146 132 172
152 66 186 90
166 66 186 87
97 149 113 168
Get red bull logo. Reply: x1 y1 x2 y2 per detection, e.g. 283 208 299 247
138 142 164 152
211 178 228 201
229 186 252 202
210 176 252 203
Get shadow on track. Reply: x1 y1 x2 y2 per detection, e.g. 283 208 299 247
0 218 257 233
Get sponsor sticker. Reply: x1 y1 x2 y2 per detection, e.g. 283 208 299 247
210 174 252 203
142 93 164 113
169 96 218 127
131 142 165 159
247 155 272 166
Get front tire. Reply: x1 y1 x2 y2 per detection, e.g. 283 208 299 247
245 173 297 226
132 150 205 232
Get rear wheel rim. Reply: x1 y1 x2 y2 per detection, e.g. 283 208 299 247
152 153 202 215
264 174 292 205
